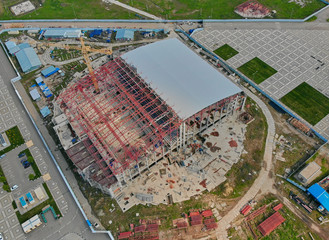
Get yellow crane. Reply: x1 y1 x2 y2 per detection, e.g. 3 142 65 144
37 37 112 92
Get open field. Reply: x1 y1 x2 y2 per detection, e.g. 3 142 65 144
120 0 326 19
0 0 133 20
280 82 329 126
214 44 239 61
238 57 277 84
0 0 326 19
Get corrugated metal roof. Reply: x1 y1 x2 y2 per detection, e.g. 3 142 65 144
41 66 56 76
5 41 16 50
16 47 41 72
308 183 329 211
40 106 51 118
122 38 242 119
29 89 40 100
257 212 285 236
44 29 81 38
116 29 134 40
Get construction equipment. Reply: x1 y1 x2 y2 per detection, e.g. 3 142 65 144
36 37 112 92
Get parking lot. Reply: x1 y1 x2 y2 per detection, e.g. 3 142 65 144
193 28 329 139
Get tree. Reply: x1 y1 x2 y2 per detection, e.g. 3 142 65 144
29 174 35 181
3 184 10 192
27 156 34 163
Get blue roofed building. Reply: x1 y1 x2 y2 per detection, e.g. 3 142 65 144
40 106 51 118
115 29 134 41
16 47 42 73
5 41 31 56
35 76 43 85
43 29 82 39
308 183 329 211
19 196 27 208
41 66 59 77
29 89 41 101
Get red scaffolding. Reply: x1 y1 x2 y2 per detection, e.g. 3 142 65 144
57 57 182 176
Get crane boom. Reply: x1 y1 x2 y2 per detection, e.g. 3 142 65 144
36 37 112 93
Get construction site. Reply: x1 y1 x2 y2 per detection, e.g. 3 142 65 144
51 37 246 211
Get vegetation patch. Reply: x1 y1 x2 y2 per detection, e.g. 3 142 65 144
212 97 268 198
0 126 25 156
18 148 42 180
280 82 329 125
0 0 325 20
15 183 61 224
238 57 277 84
214 44 239 60
0 0 134 20
228 194 322 240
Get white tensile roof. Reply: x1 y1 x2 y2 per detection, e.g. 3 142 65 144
122 38 242 119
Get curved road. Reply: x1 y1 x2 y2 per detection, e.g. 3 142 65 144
216 87 276 239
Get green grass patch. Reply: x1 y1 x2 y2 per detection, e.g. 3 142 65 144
120 0 325 19
12 200 17 209
0 0 134 20
238 57 277 84
18 149 42 179
306 15 317 22
280 82 329 125
0 0 325 20
0 126 25 156
15 183 61 224
214 44 239 60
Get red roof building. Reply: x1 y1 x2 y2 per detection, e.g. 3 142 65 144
135 225 147 232
177 221 188 228
189 211 200 217
257 212 285 236
202 210 213 218
273 203 283 212
205 222 218 230
204 218 216 225
190 215 202 222
241 205 252 216
118 231 133 239
147 224 159 232
191 220 203 226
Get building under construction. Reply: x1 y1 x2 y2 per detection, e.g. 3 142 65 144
53 38 245 199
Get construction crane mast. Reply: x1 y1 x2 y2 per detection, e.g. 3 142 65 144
35 37 112 92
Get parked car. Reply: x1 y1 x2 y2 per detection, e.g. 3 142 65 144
21 159 31 168
18 152 26 158
0 232 3 240
10 185 18 191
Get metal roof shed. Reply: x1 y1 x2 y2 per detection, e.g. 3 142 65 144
40 106 51 118
308 183 329 211
257 212 285 236
35 76 43 85
122 38 242 119
16 47 41 73
115 29 134 41
41 66 59 77
29 89 41 101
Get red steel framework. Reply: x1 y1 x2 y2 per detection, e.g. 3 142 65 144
57 57 182 176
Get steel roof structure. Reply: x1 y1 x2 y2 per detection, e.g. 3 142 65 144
122 38 242 119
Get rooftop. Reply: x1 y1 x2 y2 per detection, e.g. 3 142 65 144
122 38 242 119
308 183 329 211
257 212 285 236
16 47 41 72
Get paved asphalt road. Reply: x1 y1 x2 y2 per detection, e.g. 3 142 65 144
0 45 109 240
